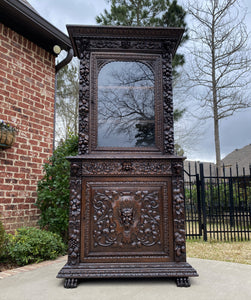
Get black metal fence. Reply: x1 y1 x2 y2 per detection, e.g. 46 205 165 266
184 162 251 241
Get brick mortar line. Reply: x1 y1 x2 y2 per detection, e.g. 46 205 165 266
0 255 67 279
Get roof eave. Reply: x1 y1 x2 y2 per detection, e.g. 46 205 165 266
0 0 71 54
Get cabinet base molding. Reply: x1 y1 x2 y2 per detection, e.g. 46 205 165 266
58 261 198 288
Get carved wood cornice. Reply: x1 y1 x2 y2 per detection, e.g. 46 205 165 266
68 26 184 58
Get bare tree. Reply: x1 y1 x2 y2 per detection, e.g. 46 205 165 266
186 0 251 170
56 60 79 144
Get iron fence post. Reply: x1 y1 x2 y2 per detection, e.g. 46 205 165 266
196 173 202 237
199 163 207 241
229 177 234 228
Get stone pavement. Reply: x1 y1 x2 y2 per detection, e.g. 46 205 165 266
0 257 251 300
0 256 67 279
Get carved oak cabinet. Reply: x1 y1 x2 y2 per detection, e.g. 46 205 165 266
57 26 198 288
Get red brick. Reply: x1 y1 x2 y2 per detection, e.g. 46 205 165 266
13 185 26 191
5 178 18 184
1 159 13 165
19 167 31 174
2 217 17 224
0 88 10 97
15 149 28 156
1 198 12 204
13 173 26 179
18 204 30 210
14 161 26 167
12 198 25 203
5 204 18 211
6 166 19 173
0 23 54 233
26 185 37 191
0 185 13 191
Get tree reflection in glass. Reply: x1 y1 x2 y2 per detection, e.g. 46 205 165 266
98 61 155 147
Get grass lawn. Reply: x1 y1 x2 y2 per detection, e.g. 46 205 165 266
186 239 251 265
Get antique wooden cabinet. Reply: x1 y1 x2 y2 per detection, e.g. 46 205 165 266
57 26 198 288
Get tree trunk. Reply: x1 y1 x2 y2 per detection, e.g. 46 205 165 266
211 5 221 174
214 117 221 174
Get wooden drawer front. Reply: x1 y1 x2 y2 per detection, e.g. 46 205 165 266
81 178 173 263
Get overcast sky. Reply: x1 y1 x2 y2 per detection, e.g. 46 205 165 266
28 0 251 162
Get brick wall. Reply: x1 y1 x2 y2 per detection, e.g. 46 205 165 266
0 23 55 232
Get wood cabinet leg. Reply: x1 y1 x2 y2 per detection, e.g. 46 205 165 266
176 277 190 287
64 278 78 288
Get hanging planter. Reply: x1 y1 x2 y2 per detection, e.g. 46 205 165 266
0 120 17 149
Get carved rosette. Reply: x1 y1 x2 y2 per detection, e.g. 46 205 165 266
162 52 174 155
172 161 186 262
68 162 82 266
92 190 161 249
70 162 82 178
78 39 90 155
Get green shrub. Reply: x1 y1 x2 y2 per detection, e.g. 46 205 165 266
6 227 66 266
36 135 78 241
0 219 5 257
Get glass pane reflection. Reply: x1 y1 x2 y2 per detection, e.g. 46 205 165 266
98 61 155 147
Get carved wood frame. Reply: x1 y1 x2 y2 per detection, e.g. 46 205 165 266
77 32 176 155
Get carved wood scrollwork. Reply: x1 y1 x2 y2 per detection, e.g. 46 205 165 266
82 160 172 176
79 45 90 155
162 52 174 154
93 190 161 249
172 161 186 262
68 162 82 266
76 36 175 54
88 39 163 52
162 41 177 54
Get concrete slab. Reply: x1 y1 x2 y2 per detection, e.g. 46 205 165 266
0 258 250 300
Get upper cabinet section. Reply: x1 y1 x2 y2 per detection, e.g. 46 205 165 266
67 26 184 155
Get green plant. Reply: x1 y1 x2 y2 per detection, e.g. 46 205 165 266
5 227 66 266
0 219 5 257
0 120 18 147
36 135 78 241
0 119 17 133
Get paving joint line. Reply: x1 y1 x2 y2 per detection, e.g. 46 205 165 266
0 255 67 279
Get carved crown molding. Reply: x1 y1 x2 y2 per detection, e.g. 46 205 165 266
68 25 184 57
75 37 178 56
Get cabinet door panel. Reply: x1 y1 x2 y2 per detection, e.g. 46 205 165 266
81 178 173 263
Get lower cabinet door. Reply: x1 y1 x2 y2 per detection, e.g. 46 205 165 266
81 177 173 263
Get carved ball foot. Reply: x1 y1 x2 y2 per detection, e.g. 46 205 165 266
176 277 190 287
64 278 78 288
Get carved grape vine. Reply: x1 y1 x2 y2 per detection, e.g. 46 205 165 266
172 161 186 262
79 45 90 155
162 52 174 155
68 163 82 265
